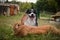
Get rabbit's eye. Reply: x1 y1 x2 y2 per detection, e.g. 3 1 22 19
18 24 20 26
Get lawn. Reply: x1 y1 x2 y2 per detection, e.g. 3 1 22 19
0 12 60 40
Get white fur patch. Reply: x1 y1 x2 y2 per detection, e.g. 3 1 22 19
28 12 36 17
24 16 36 26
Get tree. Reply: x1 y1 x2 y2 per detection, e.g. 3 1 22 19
20 2 32 12
47 0 58 13
36 0 48 18
5 0 9 3
55 0 60 11
36 0 58 13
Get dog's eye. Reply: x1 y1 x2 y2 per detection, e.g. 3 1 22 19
33 12 36 14
28 11 31 13
26 11 31 14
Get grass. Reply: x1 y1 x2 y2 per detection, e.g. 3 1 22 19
0 12 60 40
40 11 51 18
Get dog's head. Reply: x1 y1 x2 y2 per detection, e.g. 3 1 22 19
25 9 37 19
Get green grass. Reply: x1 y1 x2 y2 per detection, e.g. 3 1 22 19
40 11 51 18
0 12 60 40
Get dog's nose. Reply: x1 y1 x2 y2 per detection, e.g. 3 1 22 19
31 14 34 16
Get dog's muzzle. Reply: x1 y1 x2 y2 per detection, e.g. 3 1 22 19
29 14 35 18
30 14 34 18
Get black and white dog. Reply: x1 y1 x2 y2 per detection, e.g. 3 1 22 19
21 9 38 26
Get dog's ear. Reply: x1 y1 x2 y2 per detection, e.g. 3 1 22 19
34 9 37 14
25 9 30 14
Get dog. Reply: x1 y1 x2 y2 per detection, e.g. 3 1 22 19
21 9 38 26
13 22 60 36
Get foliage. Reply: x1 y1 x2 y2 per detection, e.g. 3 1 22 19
5 0 60 13
20 2 32 12
36 0 58 13
3 0 60 18
55 0 60 11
